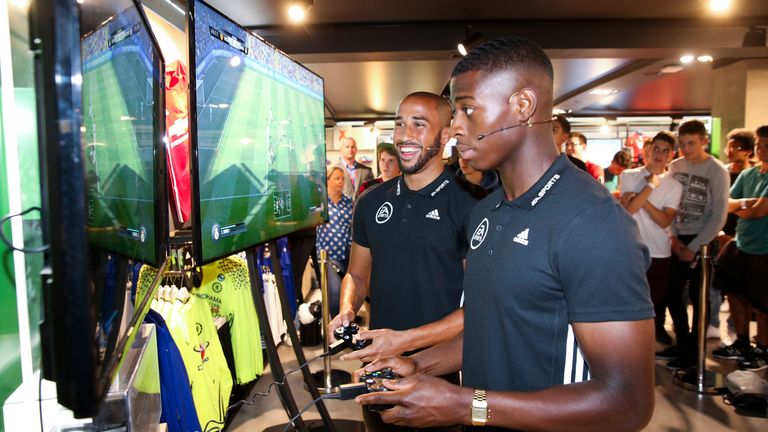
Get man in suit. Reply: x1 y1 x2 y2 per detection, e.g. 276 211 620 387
336 137 374 199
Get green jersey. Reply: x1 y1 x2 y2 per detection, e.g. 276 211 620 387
196 256 264 384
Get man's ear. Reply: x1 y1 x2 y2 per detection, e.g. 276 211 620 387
440 127 451 146
510 88 538 123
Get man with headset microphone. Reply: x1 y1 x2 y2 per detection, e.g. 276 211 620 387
355 37 655 432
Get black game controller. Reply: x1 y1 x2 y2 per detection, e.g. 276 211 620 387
333 322 371 350
361 368 399 412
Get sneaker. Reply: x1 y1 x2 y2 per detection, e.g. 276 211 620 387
655 345 681 360
656 330 672 345
665 355 695 371
738 346 768 372
713 341 750 361
706 324 720 340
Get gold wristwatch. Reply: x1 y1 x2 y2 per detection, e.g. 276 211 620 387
471 389 490 426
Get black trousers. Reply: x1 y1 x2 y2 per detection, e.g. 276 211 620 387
647 256 673 336
665 234 711 360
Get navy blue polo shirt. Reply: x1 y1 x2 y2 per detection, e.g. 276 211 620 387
462 154 652 393
353 167 483 331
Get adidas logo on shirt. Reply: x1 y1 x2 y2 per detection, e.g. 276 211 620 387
425 209 441 220
513 228 529 246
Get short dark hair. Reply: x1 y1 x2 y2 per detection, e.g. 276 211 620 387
377 142 398 159
451 36 554 82
756 125 768 139
612 150 631 168
652 131 676 148
553 115 571 134
677 120 708 137
727 128 756 154
569 132 587 146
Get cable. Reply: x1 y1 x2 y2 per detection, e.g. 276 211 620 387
38 370 44 432
0 207 49 253
282 394 330 432
202 350 331 431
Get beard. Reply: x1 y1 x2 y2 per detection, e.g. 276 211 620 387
400 134 442 175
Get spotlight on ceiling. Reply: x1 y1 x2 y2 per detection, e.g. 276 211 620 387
742 27 767 47
287 0 313 23
457 27 483 56
709 0 731 13
680 54 695 64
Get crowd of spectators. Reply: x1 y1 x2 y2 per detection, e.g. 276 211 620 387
563 122 768 372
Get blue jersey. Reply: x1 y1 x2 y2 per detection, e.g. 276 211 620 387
145 310 202 432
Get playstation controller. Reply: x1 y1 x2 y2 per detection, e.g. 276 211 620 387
330 367 400 411
360 368 399 411
333 322 371 351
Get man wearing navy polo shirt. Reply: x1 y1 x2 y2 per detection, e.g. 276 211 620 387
328 92 483 362
357 37 655 431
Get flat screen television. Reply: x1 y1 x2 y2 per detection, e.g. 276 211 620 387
30 0 165 418
81 0 167 266
188 0 328 264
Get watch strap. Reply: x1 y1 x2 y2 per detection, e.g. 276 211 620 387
471 389 489 426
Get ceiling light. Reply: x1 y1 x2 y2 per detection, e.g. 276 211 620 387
600 125 610 134
457 27 483 56
553 108 566 115
660 64 684 74
710 0 731 13
697 55 714 63
680 54 695 64
457 43 469 57
588 89 618 96
229 56 241 67
287 0 312 23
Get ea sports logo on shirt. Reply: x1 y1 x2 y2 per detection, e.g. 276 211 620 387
375 202 393 224
470 218 489 250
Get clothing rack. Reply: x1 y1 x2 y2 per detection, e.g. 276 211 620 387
246 242 338 432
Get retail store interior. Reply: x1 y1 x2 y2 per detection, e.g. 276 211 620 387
1 0 768 431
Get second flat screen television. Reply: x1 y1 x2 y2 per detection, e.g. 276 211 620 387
189 0 327 264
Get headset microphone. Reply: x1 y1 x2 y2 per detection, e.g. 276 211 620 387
476 119 554 140
477 124 523 140
423 143 443 156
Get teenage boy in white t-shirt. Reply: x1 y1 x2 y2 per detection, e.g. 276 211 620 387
620 132 683 345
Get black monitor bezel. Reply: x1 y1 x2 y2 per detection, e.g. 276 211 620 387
187 0 328 265
31 0 167 418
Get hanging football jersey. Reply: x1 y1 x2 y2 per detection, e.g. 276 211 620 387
197 255 264 384
165 60 191 223
167 295 233 431
145 310 201 432
276 237 298 318
262 270 286 344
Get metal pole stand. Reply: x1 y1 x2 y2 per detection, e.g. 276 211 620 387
673 244 725 394
310 250 352 394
